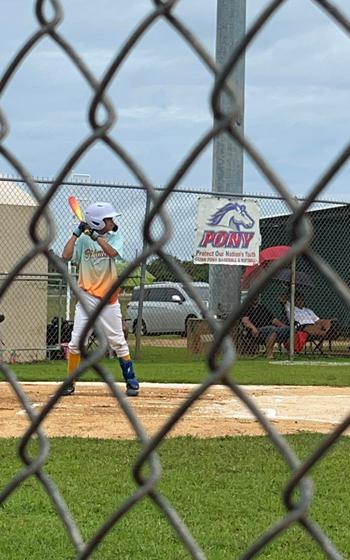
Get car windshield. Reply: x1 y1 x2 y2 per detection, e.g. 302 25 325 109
132 285 209 302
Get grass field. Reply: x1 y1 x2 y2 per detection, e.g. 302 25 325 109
4 346 350 386
2 348 349 559
0 435 348 559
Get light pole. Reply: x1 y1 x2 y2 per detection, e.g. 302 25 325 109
210 0 246 319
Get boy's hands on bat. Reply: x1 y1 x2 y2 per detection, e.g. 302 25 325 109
73 221 89 238
84 227 100 241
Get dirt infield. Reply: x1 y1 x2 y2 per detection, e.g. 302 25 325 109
1 382 350 439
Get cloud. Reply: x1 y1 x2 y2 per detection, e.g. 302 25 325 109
0 0 349 199
247 84 350 124
118 103 209 126
247 25 350 87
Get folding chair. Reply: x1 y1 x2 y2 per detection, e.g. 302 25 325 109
305 334 324 355
304 319 341 355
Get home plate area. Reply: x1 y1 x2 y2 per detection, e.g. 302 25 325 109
1 382 350 439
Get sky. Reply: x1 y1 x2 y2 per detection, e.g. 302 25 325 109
1 0 350 201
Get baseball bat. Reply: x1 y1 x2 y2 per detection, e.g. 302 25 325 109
68 195 85 221
68 196 90 233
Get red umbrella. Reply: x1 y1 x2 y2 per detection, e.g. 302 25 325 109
241 245 291 289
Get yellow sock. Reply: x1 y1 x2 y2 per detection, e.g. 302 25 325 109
67 352 80 384
120 355 130 362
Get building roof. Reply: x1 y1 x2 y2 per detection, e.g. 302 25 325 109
262 201 348 220
0 181 37 206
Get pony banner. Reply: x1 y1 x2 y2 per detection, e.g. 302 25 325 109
193 197 260 266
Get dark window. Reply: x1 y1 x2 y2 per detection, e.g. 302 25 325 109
147 288 168 302
132 286 185 303
145 287 184 302
131 288 151 301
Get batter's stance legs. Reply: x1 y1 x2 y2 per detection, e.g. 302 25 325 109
119 355 139 397
61 352 80 396
62 351 139 397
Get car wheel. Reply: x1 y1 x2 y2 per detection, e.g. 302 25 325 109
133 319 147 336
184 315 197 337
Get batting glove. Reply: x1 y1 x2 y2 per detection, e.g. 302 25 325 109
73 222 88 238
84 228 100 241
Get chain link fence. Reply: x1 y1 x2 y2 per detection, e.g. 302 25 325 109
0 176 349 360
1 1 350 558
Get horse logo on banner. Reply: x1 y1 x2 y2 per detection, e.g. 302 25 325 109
207 202 254 232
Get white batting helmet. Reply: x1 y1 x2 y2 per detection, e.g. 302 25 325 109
85 202 121 231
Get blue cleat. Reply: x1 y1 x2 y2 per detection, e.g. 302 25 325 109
119 358 139 397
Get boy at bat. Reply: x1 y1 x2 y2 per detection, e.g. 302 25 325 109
62 201 139 397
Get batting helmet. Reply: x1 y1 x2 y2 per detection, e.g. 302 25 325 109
85 202 121 231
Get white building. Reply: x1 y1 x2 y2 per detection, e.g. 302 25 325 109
0 181 48 362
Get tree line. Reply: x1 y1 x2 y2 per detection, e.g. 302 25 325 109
48 250 209 285
147 256 208 283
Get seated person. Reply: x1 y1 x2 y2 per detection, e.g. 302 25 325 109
282 291 331 339
242 296 290 359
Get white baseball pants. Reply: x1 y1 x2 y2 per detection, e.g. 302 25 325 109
68 291 129 358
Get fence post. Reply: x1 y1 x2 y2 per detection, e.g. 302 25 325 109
289 257 296 360
134 190 151 360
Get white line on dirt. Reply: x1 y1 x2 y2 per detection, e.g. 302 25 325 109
3 381 350 391
230 411 338 424
16 403 41 415
1 381 249 389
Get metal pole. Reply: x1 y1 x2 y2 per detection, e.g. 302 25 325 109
210 0 246 319
289 257 296 360
134 191 151 360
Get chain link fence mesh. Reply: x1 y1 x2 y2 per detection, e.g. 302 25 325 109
1 1 350 558
0 177 349 359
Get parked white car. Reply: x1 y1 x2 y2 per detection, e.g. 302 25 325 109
126 281 209 335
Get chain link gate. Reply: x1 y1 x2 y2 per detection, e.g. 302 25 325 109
0 1 350 558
